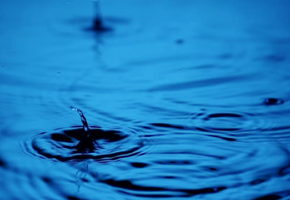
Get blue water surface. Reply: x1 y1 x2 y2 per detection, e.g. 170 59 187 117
1 0 290 199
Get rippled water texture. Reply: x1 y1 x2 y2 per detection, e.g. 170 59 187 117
1 0 290 199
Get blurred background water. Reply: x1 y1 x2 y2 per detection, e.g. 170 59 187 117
1 0 290 199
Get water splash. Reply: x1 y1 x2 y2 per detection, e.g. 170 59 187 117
27 108 144 161
89 0 112 33
70 106 98 152
70 106 90 133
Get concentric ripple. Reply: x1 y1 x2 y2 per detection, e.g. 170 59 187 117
28 126 144 161
193 109 290 139
1 0 290 200
193 112 257 134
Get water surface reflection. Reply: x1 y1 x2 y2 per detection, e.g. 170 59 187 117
0 0 290 199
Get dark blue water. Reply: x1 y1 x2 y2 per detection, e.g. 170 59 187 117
1 0 290 199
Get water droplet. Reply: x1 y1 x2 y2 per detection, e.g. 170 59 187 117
70 106 90 132
70 106 98 152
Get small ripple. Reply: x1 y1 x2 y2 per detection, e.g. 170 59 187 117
190 109 290 140
92 141 290 199
263 98 285 106
27 126 144 161
193 111 255 135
